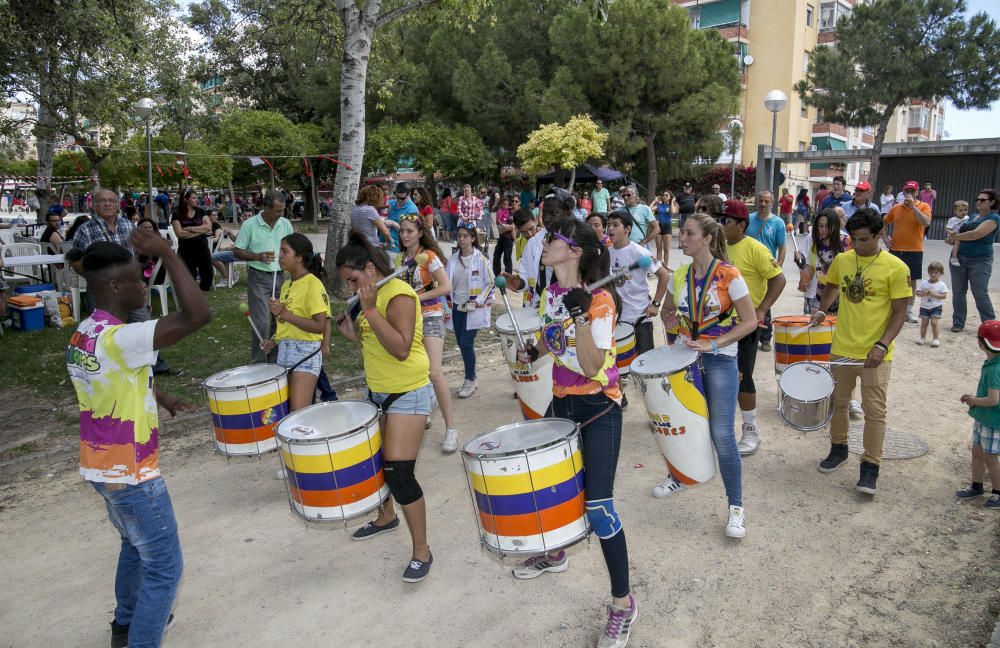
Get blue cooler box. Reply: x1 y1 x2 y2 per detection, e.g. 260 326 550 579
14 283 55 294
10 304 45 331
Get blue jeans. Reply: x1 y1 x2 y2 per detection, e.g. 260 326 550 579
314 368 338 403
451 309 478 381
92 478 183 648
700 353 743 507
951 255 995 329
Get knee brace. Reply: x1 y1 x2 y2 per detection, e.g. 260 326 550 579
383 460 423 505
585 498 622 540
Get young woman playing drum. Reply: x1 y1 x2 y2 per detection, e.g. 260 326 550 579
396 213 460 452
657 213 757 538
335 232 435 583
513 217 637 648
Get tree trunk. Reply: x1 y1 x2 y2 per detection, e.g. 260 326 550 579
568 167 577 191
867 107 896 197
324 4 377 298
34 103 56 219
645 131 657 201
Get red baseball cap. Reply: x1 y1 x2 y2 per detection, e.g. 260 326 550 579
855 181 871 192
721 199 750 220
979 320 1000 351
903 180 920 192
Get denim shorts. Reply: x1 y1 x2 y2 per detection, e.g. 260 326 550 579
369 383 433 416
423 315 445 339
278 339 322 376
891 250 923 280
919 305 943 319
973 420 1000 454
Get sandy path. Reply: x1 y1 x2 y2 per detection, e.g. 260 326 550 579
2 250 999 648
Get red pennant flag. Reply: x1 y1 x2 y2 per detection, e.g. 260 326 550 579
303 157 312 177
318 154 353 171
155 164 163 177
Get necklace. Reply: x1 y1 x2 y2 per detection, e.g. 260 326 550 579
846 251 880 303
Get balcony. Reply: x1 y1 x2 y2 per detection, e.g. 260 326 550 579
813 123 848 138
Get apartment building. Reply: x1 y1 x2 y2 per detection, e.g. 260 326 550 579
675 0 943 195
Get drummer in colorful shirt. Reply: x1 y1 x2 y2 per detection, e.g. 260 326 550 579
510 217 636 648
335 232 435 583
657 213 758 538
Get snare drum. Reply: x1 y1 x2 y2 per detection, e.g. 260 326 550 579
615 322 637 375
496 307 554 419
203 364 289 457
276 401 389 522
773 315 837 373
777 362 835 431
631 346 716 485
462 419 588 556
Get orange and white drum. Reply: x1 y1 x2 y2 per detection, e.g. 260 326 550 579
462 418 588 556
632 345 715 485
773 315 837 373
276 401 389 523
614 322 637 376
496 307 554 419
203 364 288 457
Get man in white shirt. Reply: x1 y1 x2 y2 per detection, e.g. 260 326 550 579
711 184 728 202
499 187 575 307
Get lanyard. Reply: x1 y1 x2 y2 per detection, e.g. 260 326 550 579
685 259 723 339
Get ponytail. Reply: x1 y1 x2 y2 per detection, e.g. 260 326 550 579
336 230 394 276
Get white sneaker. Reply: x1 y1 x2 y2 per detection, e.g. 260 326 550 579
442 429 458 453
931 338 941 347
457 379 477 399
915 338 925 345
652 475 684 498
725 505 746 539
849 400 863 420
906 312 918 323
274 467 286 480
737 424 760 456
950 257 961 267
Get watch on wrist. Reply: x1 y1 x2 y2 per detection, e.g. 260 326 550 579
574 315 590 327
652 299 662 308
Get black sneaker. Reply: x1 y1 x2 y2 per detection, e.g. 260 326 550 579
986 494 1000 509
759 340 772 352
402 551 433 583
956 485 985 499
352 516 400 541
111 614 174 647
817 443 849 473
856 461 879 495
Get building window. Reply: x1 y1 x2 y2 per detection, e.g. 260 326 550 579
696 0 741 29
908 107 929 130
803 51 810 73
820 1 842 32
801 103 808 118
806 4 814 27
799 141 808 152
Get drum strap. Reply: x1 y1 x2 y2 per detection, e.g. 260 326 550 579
288 346 322 372
368 389 409 414
579 400 618 429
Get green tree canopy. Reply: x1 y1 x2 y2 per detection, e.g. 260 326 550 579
366 121 495 182
517 115 608 188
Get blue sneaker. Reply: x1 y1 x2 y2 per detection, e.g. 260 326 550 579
352 517 400 541
402 551 433 583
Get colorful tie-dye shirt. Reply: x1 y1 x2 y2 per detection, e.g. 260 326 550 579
538 284 622 403
668 262 749 358
67 310 160 484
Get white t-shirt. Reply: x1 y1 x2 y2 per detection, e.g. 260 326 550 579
516 229 552 308
880 193 896 214
609 241 661 322
945 216 969 233
918 279 948 309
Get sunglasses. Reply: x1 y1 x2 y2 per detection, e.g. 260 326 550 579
544 231 579 248
976 197 990 202
400 213 422 223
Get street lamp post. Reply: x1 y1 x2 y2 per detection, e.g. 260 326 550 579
133 98 155 220
763 90 787 213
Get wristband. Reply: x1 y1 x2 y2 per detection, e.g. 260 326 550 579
815 310 826 319
873 341 888 352
363 307 378 319
710 340 719 356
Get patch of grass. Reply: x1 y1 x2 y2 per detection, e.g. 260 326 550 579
1 441 38 460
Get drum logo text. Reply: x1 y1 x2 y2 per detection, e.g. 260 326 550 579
650 414 687 436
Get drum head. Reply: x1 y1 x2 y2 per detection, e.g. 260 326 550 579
464 418 577 457
204 364 286 389
277 400 379 442
496 307 541 334
779 362 834 400
631 345 699 378
615 322 634 339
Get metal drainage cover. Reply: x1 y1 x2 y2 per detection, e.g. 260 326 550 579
847 424 928 460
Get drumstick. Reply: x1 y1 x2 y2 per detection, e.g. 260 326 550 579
584 256 652 293
789 227 806 270
493 275 527 350
239 302 266 345
344 253 428 310
271 269 278 299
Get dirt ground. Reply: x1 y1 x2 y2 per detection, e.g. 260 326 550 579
2 248 1000 648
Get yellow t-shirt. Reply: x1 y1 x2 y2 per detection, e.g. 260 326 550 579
357 278 430 393
822 250 912 360
726 236 783 308
276 273 329 342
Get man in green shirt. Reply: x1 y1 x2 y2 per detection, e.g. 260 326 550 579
591 180 611 214
234 189 293 363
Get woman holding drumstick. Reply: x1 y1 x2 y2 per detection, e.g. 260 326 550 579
335 232 435 583
510 218 636 648
657 213 757 538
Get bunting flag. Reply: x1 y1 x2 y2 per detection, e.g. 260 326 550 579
318 154 353 170
67 152 85 174
155 164 163 177
303 157 312 177
248 156 265 166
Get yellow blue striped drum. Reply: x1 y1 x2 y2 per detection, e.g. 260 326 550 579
462 419 588 555
632 346 716 485
203 364 289 457
615 322 637 375
276 401 389 522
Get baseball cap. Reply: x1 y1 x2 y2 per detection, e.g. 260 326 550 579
46 204 65 215
855 181 871 192
903 180 920 192
978 320 1000 351
683 181 693 188
721 199 749 220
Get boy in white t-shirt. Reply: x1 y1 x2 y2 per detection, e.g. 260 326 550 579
916 261 948 347
945 200 970 268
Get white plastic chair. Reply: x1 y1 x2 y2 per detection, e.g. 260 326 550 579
147 258 180 316
162 227 179 251
1 242 43 287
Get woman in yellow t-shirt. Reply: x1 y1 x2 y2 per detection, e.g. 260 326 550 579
335 231 434 583
260 233 329 413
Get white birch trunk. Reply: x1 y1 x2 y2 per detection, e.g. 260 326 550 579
34 97 56 219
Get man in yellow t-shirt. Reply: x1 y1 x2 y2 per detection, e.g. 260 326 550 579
809 207 911 496
718 199 786 457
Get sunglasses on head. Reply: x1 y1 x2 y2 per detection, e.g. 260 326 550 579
400 213 422 223
544 231 579 248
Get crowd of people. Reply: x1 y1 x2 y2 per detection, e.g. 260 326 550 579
48 171 1000 648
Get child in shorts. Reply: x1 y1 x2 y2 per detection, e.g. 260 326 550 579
915 261 947 347
945 200 969 267
957 320 1000 509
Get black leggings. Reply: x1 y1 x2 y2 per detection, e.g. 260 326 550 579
492 235 513 275
177 237 214 291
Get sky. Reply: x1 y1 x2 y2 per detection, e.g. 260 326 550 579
942 0 999 140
